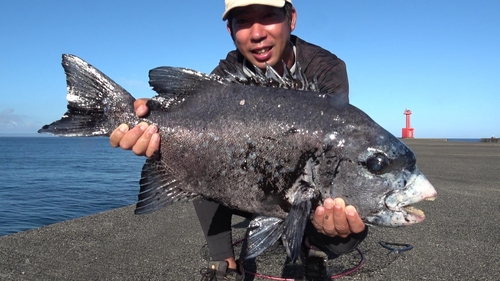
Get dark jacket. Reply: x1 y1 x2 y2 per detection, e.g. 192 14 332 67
211 35 350 104
211 35 366 255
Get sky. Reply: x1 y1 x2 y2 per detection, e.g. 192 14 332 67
0 0 499 138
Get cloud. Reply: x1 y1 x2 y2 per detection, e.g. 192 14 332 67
0 108 41 135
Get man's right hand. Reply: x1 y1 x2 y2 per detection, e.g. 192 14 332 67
110 98 160 157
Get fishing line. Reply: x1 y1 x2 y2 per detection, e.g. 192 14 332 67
379 241 413 254
235 238 364 280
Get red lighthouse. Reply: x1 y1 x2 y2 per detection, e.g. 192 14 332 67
402 109 414 138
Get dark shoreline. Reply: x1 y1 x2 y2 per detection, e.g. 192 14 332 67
479 137 499 143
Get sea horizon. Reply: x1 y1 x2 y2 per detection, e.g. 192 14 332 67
0 134 488 140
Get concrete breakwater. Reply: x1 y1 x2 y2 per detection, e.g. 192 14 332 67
1 139 499 280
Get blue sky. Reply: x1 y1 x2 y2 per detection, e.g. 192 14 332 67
1 0 498 138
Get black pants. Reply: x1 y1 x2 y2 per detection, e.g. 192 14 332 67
193 198 368 260
193 198 251 260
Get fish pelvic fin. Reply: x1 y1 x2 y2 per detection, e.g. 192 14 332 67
38 54 137 137
282 180 317 263
135 151 199 215
147 67 227 110
243 181 319 261
243 216 284 260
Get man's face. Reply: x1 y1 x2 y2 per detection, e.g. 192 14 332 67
228 5 297 73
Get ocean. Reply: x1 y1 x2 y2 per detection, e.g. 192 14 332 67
0 137 144 237
447 138 482 142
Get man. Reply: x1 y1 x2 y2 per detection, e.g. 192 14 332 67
110 1 367 280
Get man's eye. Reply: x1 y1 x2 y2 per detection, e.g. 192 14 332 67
235 19 247 24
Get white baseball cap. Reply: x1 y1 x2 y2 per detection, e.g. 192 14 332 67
222 0 292 20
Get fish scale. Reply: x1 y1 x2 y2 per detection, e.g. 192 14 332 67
39 54 437 262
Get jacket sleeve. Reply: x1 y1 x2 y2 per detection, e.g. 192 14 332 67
210 51 241 76
305 223 368 255
306 51 350 104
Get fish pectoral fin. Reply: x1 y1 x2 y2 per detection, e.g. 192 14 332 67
243 216 283 260
134 151 199 215
282 181 316 263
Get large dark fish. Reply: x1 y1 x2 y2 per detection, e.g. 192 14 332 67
39 54 437 261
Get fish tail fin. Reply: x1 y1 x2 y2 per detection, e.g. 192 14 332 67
38 54 137 136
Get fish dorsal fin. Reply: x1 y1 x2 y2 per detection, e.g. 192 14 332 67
223 61 319 92
135 151 200 215
147 67 228 110
147 62 323 110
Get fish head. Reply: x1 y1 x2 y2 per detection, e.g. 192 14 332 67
356 149 437 227
321 105 437 227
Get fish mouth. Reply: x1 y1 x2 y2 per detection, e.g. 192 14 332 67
400 202 432 222
366 168 437 227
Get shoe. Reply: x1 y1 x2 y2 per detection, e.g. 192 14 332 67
200 260 245 281
302 244 329 281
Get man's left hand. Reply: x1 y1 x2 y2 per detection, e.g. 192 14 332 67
312 198 365 238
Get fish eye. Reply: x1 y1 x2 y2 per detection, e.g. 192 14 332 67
360 154 391 175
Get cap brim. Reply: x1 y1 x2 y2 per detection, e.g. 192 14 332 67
222 0 287 20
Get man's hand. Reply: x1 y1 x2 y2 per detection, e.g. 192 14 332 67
312 198 365 238
109 98 160 157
